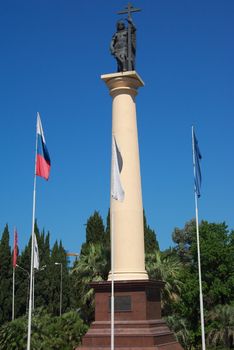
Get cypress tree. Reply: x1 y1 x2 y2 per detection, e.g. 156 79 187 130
105 209 110 247
105 209 111 272
48 240 70 316
58 240 71 313
143 210 159 254
0 225 12 324
33 229 50 310
81 211 105 254
15 234 31 317
86 211 105 244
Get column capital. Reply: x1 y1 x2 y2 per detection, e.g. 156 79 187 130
101 71 144 97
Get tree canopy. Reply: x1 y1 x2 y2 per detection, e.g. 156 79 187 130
0 214 233 349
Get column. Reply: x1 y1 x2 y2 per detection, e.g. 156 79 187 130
101 71 148 281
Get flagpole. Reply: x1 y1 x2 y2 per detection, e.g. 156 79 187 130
12 228 17 321
12 267 15 320
192 126 206 350
111 211 115 350
110 134 125 350
27 115 39 350
32 273 35 310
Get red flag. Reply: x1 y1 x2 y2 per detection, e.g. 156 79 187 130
13 229 18 268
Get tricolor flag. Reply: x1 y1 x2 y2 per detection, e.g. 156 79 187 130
33 234 39 270
36 113 51 180
12 229 18 268
192 126 202 198
111 136 125 202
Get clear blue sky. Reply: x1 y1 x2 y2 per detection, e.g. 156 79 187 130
0 0 233 255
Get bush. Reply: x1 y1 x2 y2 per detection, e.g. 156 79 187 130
0 309 88 350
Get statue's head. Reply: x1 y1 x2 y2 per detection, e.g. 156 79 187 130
117 21 125 31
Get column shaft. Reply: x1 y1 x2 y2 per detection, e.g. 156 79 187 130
102 71 148 281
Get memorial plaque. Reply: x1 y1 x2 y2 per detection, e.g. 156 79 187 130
109 295 132 312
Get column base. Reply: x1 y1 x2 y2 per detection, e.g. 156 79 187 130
76 280 184 350
108 270 149 281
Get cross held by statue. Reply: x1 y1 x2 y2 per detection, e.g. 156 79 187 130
110 3 141 72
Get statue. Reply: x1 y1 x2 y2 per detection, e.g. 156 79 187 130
110 3 141 72
110 19 136 72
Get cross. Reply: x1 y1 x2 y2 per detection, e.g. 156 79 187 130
117 2 141 21
117 3 141 71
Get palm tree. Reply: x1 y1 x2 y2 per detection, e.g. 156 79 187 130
72 243 109 323
166 315 192 350
145 250 182 312
207 304 234 349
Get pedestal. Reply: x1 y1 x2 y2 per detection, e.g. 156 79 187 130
76 280 183 350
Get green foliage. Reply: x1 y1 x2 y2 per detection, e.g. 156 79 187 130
172 219 195 264
85 211 105 245
197 222 234 306
0 309 88 350
80 211 107 260
0 316 27 349
143 210 159 253
15 240 31 317
105 209 110 248
72 243 109 323
105 209 111 270
72 210 111 323
171 219 234 349
1 211 234 350
0 225 12 325
0 223 75 324
207 304 234 349
166 315 193 350
45 239 71 316
146 249 182 314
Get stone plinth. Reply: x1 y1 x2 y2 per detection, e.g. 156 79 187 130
76 280 184 350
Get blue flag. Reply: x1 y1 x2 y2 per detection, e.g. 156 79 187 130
192 126 202 197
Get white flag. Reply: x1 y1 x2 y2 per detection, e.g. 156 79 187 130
33 234 39 270
111 136 125 201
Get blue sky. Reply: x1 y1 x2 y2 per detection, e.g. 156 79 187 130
0 0 233 256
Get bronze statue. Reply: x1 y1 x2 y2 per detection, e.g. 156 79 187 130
110 3 141 72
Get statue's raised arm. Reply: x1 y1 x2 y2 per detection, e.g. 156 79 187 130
110 3 141 72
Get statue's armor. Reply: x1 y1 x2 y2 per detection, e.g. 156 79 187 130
114 30 128 53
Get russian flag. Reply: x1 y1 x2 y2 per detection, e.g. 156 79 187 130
36 113 51 180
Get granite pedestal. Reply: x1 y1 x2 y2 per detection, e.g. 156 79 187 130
76 280 183 350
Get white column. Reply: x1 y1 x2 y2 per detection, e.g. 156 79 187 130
101 71 148 281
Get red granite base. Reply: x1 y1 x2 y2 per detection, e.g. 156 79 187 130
76 280 183 350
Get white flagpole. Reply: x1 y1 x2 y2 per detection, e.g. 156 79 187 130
12 228 17 321
192 127 206 350
32 273 35 310
12 267 15 320
27 115 39 350
111 211 115 350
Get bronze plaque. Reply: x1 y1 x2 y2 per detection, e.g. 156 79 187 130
109 295 131 312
